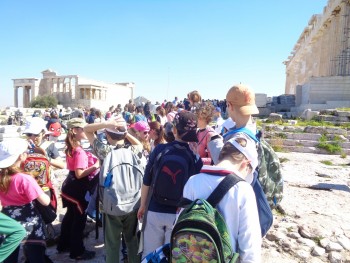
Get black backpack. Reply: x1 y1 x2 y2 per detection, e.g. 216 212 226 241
151 144 194 206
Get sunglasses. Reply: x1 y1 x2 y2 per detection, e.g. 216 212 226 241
143 131 149 135
26 133 41 137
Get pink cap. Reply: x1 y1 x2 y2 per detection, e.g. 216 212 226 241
133 121 150 132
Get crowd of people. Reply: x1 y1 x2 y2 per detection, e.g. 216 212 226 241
0 86 264 263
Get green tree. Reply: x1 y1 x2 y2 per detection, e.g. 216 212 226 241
29 95 58 108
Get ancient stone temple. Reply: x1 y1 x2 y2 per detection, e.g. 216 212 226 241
13 69 134 111
284 0 350 111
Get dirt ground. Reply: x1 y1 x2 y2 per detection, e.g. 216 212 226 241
18 151 350 262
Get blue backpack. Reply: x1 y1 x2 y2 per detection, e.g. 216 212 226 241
151 144 194 207
223 127 278 237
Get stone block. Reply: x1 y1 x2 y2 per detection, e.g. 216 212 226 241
336 111 350 117
268 113 283 122
306 110 319 120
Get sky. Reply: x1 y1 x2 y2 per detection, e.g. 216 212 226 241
0 0 328 107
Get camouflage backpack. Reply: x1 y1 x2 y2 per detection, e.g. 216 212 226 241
170 174 241 263
224 127 283 208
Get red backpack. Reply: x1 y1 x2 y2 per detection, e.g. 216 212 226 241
22 153 57 212
49 121 61 137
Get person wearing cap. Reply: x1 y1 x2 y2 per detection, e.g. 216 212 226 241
0 138 50 263
137 111 203 258
129 121 151 162
182 136 261 262
22 117 65 169
84 116 143 263
57 118 99 260
208 84 259 165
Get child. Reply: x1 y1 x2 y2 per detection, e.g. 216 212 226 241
57 118 99 260
84 116 143 263
0 139 50 263
195 103 217 165
137 111 203 257
148 121 166 152
182 135 261 262
0 210 26 262
23 117 65 169
208 84 259 164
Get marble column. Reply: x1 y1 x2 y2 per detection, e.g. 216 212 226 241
23 86 30 107
14 86 18 107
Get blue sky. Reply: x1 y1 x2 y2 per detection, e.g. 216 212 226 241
0 1 327 107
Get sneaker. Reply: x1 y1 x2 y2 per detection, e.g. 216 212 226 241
70 250 96 261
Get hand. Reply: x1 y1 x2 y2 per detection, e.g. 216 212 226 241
32 146 47 156
94 159 100 169
106 118 126 130
137 205 145 221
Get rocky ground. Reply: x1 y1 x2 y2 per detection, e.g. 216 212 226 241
19 150 350 262
262 152 350 263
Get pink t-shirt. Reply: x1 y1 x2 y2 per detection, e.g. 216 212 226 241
66 146 88 171
0 172 44 207
197 126 216 165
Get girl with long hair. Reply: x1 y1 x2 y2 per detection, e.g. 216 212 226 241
0 139 50 263
155 106 167 126
148 121 166 152
57 118 99 260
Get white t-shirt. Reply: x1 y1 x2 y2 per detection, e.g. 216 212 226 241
182 165 262 263
214 116 225 134
158 115 167 126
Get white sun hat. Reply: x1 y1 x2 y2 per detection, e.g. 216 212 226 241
0 139 29 168
22 117 49 135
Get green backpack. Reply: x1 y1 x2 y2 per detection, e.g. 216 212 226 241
170 174 242 263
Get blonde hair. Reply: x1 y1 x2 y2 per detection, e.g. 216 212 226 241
128 127 151 153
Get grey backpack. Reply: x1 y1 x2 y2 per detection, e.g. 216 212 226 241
99 146 144 216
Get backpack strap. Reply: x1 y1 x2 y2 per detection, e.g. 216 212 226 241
223 127 259 143
206 173 243 207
